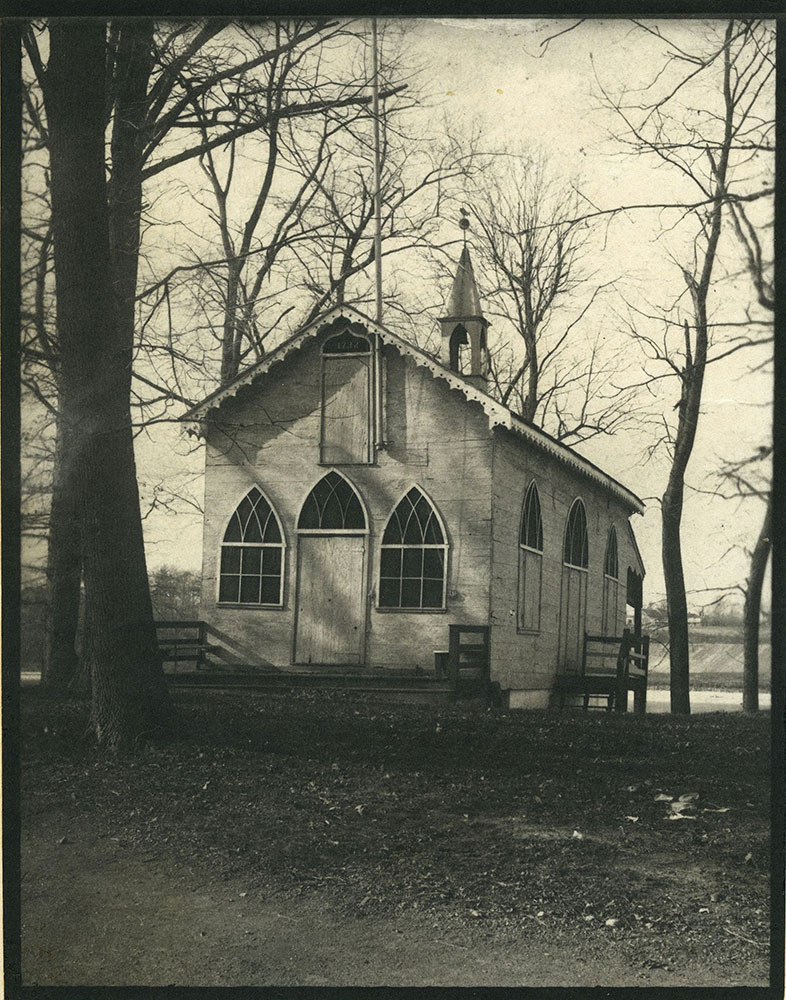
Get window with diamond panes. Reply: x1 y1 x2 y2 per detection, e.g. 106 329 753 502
518 481 544 631
563 498 589 569
219 488 284 605
379 488 447 609
297 471 366 530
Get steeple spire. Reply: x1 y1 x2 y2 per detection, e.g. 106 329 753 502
448 245 484 319
439 227 490 384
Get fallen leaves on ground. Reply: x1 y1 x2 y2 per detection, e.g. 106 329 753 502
21 688 771 972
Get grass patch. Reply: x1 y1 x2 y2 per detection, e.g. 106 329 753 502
22 688 770 973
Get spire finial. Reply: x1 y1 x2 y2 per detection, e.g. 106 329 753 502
459 207 470 244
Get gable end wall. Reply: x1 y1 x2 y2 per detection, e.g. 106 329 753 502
200 339 494 670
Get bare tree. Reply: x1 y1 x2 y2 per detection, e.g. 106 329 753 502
293 122 480 328
44 19 172 746
599 18 774 713
176 21 413 384
23 18 401 699
715 449 771 711
472 158 588 414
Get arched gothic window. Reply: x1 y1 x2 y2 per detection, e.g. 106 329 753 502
563 498 589 569
602 526 619 634
379 488 447 609
298 471 366 531
604 525 618 578
219 487 284 605
518 481 544 631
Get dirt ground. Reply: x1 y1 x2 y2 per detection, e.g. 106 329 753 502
18 691 772 988
22 810 766 988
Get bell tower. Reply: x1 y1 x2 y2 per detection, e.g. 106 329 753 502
439 225 489 387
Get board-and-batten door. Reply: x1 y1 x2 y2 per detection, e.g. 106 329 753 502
321 355 371 464
558 567 588 672
295 535 366 664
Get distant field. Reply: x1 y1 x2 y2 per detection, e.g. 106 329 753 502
648 642 770 690
648 671 770 691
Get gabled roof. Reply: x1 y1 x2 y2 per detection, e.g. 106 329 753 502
182 304 644 515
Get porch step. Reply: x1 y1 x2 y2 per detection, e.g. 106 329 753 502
167 669 452 690
166 669 497 705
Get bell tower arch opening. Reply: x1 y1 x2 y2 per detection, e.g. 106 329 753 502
439 245 490 385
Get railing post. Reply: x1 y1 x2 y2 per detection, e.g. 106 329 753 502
635 635 650 714
197 620 207 670
448 626 459 686
615 629 630 713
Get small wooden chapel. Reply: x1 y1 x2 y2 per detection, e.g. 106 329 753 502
183 247 646 708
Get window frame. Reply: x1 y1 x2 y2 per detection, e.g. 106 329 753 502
602 525 620 635
563 497 589 571
376 486 449 613
518 480 544 633
216 485 287 609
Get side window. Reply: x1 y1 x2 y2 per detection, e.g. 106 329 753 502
602 526 619 634
518 481 544 631
563 498 589 569
219 487 284 606
320 329 372 464
379 488 447 609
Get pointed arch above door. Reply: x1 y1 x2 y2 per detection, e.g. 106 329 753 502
294 472 368 665
297 471 367 531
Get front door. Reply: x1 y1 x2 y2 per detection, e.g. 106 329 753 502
295 534 366 664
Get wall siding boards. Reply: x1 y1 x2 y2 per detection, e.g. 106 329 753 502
488 427 644 697
201 338 493 671
199 326 644 697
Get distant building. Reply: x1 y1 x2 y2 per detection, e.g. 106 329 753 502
184 248 645 708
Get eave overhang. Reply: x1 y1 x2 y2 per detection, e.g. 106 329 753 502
182 304 645 516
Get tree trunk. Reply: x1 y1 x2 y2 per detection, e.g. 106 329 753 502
742 496 771 712
662 477 691 714
661 314 708 716
41 403 81 694
220 261 242 384
46 19 171 748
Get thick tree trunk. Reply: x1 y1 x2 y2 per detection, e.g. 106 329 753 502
41 404 81 693
742 497 771 712
46 19 171 748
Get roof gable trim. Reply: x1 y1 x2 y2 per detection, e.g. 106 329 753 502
183 304 644 515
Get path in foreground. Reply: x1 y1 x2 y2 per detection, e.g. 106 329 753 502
22 813 765 989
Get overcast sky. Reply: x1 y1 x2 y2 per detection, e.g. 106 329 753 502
123 17 774 609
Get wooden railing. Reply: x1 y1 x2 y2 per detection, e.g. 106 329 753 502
556 629 650 713
154 620 260 672
447 624 490 687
